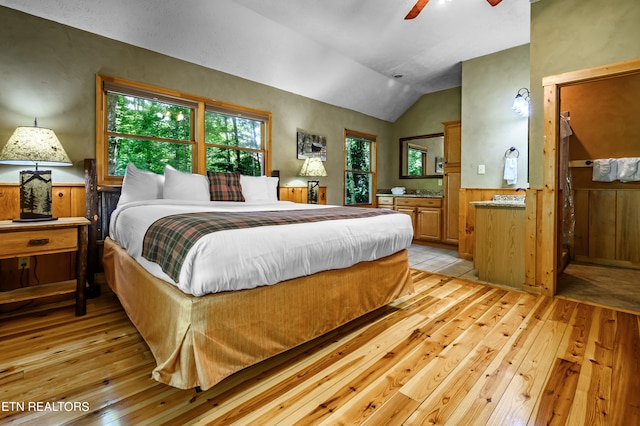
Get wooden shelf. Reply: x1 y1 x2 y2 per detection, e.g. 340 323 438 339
0 280 77 304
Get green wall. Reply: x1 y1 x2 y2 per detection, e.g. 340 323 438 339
388 87 462 192
461 44 530 188
0 7 393 205
3 1 639 202
528 0 640 187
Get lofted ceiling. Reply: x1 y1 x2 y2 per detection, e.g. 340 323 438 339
0 0 530 121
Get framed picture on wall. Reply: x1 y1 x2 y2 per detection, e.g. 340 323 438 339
435 157 444 174
297 130 327 161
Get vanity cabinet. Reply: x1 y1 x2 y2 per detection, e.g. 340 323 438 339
379 196 442 242
443 120 461 245
472 203 525 288
416 207 442 241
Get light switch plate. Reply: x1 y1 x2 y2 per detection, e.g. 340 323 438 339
478 164 486 175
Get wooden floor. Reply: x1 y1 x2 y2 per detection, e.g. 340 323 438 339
2 269 640 425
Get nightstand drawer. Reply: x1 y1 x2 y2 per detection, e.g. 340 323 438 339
0 227 78 258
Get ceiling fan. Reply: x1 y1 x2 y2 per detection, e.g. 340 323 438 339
405 0 503 20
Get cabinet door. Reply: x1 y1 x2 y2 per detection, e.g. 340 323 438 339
443 120 461 167
443 172 461 244
416 208 442 241
395 207 417 235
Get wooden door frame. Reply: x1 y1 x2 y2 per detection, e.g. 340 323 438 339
539 58 640 296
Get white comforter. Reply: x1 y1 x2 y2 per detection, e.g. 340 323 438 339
109 200 413 296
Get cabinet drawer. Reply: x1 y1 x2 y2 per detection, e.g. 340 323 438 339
377 196 394 206
394 197 442 208
0 228 78 258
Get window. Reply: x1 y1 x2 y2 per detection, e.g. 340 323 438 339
96 75 271 184
104 88 196 177
344 130 376 206
407 144 428 176
204 106 269 176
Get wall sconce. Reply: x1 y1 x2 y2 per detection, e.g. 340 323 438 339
299 157 327 204
512 88 530 117
0 119 72 221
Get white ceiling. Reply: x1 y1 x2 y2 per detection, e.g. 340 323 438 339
0 0 530 121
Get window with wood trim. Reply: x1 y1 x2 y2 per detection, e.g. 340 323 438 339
96 75 271 185
344 130 377 206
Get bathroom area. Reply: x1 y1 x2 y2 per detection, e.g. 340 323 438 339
554 68 640 312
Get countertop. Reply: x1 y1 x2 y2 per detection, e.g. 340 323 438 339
470 194 526 208
376 193 443 198
470 201 525 208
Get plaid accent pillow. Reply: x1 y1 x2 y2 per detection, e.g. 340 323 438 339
206 171 245 202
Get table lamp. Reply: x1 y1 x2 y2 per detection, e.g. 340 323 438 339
299 157 327 204
0 120 72 221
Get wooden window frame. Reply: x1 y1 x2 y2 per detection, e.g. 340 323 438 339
95 74 272 185
343 129 377 207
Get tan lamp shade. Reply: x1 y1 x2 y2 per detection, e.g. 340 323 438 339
0 124 71 221
299 157 327 177
0 126 72 167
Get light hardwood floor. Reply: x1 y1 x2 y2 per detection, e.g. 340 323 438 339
2 268 640 425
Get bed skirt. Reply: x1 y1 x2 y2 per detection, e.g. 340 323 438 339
103 237 413 390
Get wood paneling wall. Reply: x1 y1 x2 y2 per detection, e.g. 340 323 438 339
573 188 640 267
0 184 86 220
459 187 543 295
458 188 525 260
0 184 85 296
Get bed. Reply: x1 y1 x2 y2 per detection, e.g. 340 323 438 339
88 160 414 390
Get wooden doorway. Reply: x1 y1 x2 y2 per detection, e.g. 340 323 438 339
540 58 640 298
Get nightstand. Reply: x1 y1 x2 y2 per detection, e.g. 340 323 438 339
0 217 90 316
278 186 327 204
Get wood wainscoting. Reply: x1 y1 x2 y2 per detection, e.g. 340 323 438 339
0 184 86 300
573 188 640 269
458 188 528 260
458 187 544 295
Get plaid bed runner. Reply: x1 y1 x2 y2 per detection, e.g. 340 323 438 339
142 207 398 282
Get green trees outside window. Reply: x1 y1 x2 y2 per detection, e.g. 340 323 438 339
106 93 193 176
345 132 376 205
98 75 270 184
204 111 264 176
407 147 426 176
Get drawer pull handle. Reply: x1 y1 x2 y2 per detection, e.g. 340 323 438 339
28 238 50 246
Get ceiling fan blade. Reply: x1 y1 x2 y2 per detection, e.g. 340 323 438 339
405 0 430 20
487 0 503 6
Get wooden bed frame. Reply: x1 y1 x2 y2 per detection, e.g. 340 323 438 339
85 159 414 390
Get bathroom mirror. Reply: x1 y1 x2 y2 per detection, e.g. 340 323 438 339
400 133 444 179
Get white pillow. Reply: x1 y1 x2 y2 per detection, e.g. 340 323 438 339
265 176 279 202
240 175 279 202
163 165 210 201
118 163 164 207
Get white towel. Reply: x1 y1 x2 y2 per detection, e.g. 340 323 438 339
592 158 618 182
616 158 640 182
504 158 517 185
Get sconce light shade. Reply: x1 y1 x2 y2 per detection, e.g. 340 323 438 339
299 157 327 204
512 88 530 117
0 122 72 221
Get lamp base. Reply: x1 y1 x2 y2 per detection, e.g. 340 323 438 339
18 169 56 221
13 216 59 223
307 180 320 204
